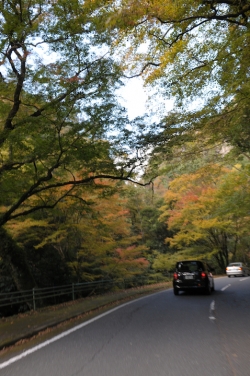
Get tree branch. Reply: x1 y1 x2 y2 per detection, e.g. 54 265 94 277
0 174 153 226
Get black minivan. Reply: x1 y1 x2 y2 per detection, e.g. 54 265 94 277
173 260 214 295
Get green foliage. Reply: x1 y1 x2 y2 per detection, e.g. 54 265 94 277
3 0 250 294
159 162 250 270
0 0 152 229
100 0 250 177
0 0 155 294
5 182 153 287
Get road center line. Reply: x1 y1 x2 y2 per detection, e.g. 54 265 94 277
209 300 216 320
221 284 231 291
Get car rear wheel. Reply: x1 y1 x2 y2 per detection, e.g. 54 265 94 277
205 283 211 295
173 287 179 295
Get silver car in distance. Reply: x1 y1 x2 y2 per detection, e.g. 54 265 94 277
226 262 250 277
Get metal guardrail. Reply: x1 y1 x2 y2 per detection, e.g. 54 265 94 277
0 276 169 314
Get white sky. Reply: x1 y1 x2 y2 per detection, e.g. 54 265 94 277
117 77 148 120
117 77 174 121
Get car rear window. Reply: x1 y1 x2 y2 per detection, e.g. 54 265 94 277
229 263 241 266
177 261 203 272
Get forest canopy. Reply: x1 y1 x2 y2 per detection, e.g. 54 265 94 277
1 1 250 308
103 0 250 166
0 0 152 228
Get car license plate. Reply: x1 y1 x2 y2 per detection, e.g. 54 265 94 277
185 275 194 279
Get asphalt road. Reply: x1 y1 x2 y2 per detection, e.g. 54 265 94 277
1 276 250 376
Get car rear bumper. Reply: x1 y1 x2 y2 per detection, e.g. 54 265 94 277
173 282 208 290
226 271 245 277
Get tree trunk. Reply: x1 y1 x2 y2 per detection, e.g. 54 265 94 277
0 227 36 292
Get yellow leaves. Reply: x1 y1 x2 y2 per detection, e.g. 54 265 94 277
146 38 187 82
193 217 231 231
34 229 68 250
6 218 48 239
152 253 173 271
160 162 250 251
106 0 147 30
163 189 180 204
167 230 204 248
114 0 193 25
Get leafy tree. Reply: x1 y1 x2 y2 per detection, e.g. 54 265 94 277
103 0 250 170
7 213 79 287
119 184 172 256
65 186 150 282
214 162 250 263
6 181 150 286
0 0 146 228
159 163 250 270
0 0 152 290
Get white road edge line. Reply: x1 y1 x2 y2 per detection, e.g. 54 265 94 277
221 284 231 291
0 290 165 369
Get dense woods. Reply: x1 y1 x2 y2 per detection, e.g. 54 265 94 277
1 0 250 315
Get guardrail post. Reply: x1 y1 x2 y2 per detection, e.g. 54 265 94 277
33 288 36 311
72 283 75 301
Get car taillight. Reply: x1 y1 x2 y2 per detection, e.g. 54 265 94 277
239 267 242 270
201 272 207 278
173 272 178 280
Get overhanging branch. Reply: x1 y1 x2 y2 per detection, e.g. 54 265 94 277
0 173 153 226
